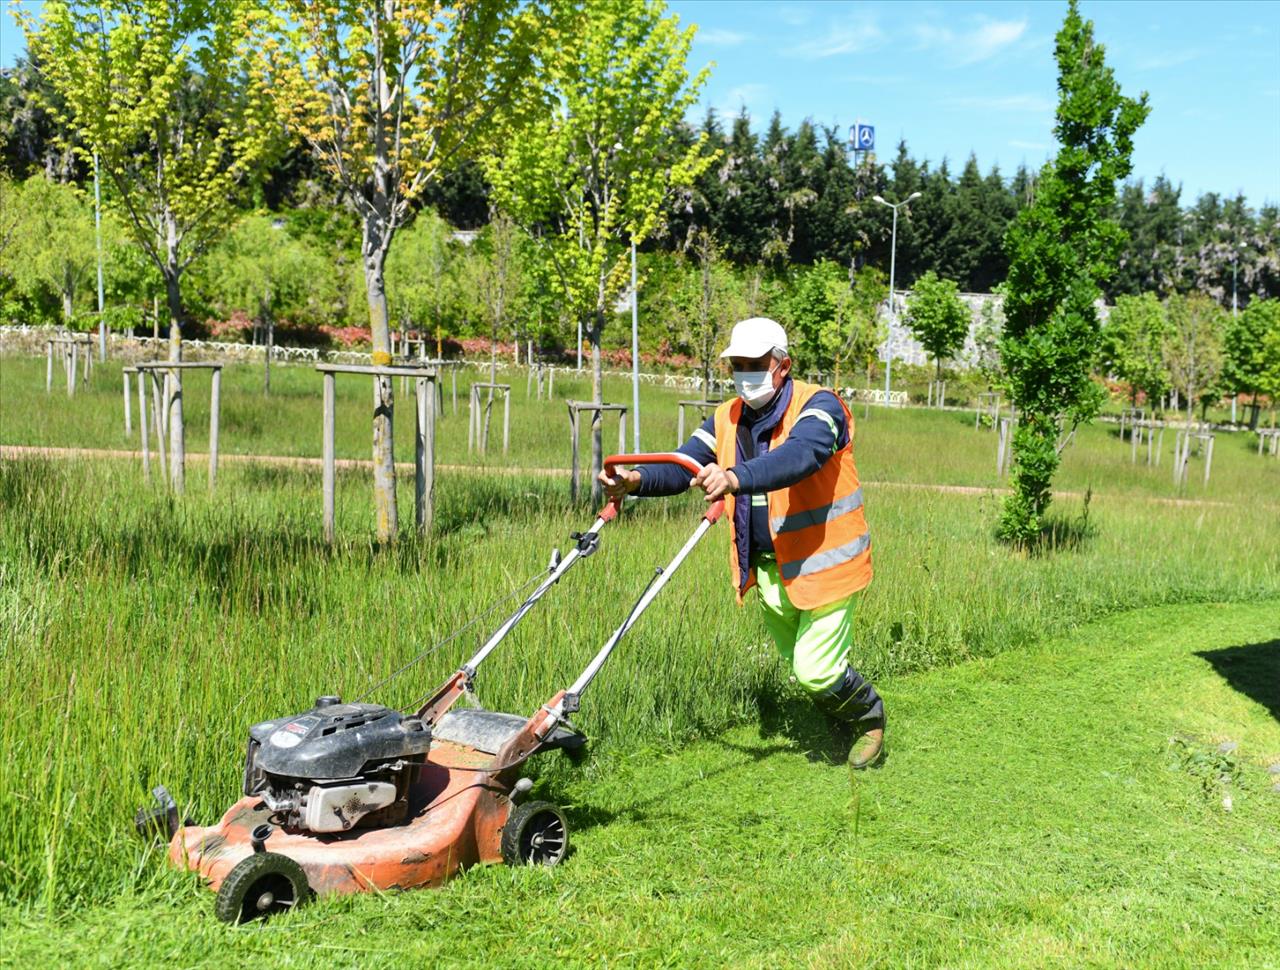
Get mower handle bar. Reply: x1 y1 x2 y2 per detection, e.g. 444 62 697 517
601 452 726 524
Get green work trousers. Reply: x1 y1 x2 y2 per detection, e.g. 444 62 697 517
754 557 860 693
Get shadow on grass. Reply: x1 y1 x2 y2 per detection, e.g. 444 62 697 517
996 488 1097 557
563 735 796 836
1032 513 1096 555
754 692 851 766
1196 639 1280 724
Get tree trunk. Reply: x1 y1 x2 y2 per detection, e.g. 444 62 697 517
590 308 604 505
62 268 74 324
364 245 397 542
163 266 186 494
264 315 274 396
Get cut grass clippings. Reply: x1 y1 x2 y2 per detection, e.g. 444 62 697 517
3 601 1278 968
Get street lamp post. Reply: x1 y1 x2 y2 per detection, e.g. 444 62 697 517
872 192 921 404
1231 249 1240 424
94 152 106 361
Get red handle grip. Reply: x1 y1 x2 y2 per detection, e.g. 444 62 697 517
601 452 726 524
604 452 703 477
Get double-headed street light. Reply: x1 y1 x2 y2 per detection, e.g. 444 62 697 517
872 191 921 403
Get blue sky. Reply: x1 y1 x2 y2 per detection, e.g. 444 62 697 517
668 0 1280 206
3 0 1277 205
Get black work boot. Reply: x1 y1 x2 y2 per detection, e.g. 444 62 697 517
814 666 886 770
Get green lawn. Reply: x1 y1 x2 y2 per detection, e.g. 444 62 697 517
3 354 1278 506
3 350 1278 965
4 601 1277 968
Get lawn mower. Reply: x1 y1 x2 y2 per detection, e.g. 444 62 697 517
139 453 723 923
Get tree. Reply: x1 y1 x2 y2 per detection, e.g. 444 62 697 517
1223 298 1278 428
5 175 98 323
475 211 523 379
25 0 280 492
1099 293 1169 407
904 271 970 385
685 229 746 395
829 264 887 387
0 53 82 182
972 292 1005 387
713 111 775 266
483 0 713 503
1259 315 1280 425
200 213 334 393
261 0 538 540
997 1 1148 544
780 260 842 375
1163 293 1225 427
384 211 461 350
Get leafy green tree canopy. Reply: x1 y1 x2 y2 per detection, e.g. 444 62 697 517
1223 298 1280 422
1100 292 1169 405
904 271 970 381
482 0 713 501
4 174 99 323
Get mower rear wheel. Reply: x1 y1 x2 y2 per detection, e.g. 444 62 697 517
215 852 311 924
501 800 569 867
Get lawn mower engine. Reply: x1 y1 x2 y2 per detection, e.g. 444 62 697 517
243 695 432 834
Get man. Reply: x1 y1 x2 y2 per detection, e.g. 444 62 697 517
600 317 885 768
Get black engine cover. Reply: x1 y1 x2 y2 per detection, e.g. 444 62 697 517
247 698 432 783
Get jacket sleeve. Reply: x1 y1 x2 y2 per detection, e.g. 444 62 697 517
635 415 718 497
729 391 849 493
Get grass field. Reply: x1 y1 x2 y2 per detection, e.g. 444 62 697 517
3 355 1278 506
2 351 1278 965
4 601 1277 967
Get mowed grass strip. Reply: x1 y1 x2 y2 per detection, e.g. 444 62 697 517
3 601 1277 968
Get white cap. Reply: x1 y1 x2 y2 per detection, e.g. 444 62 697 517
719 317 788 359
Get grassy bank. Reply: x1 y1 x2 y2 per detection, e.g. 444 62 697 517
4 600 1278 967
2 455 1277 913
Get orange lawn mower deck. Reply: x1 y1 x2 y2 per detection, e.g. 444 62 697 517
137 453 724 923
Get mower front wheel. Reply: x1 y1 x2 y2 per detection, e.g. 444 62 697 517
215 851 312 924
501 800 569 867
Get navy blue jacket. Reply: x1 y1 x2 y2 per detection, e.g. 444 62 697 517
636 378 850 590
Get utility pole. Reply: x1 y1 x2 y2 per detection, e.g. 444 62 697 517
631 240 640 451
94 152 106 361
872 192 921 403
1231 251 1239 424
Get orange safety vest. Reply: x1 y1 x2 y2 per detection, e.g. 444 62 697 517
714 380 872 610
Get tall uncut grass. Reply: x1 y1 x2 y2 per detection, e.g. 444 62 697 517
2 450 1277 911
4 354 1278 505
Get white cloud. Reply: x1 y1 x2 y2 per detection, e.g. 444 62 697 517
1135 49 1201 70
777 5 813 27
786 14 884 58
912 17 1029 66
946 94 1055 113
697 27 748 48
839 73 908 87
718 83 772 119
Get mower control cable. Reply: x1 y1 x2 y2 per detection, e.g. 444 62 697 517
349 566 550 707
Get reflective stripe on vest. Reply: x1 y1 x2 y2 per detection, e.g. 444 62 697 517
778 530 872 581
770 487 864 535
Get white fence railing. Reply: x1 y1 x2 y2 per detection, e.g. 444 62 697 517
0 325 733 393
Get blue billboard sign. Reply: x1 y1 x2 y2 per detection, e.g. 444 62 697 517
851 124 875 152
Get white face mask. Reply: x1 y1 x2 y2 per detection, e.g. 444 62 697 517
733 368 776 409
